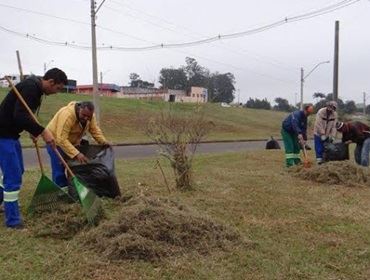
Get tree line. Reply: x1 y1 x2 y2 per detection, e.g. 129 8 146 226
127 57 235 103
246 92 361 114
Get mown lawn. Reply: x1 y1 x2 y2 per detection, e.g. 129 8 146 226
1 150 370 279
0 88 287 146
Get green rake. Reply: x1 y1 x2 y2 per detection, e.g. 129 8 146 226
53 148 103 225
5 76 103 225
27 142 75 214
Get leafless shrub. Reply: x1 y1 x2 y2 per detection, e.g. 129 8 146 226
146 108 214 190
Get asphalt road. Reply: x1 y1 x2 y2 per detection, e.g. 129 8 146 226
22 140 275 169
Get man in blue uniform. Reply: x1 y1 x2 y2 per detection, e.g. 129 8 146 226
281 104 314 167
0 68 67 229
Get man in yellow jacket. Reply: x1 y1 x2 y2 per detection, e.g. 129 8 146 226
46 101 109 189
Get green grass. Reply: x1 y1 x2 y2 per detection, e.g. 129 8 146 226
1 150 370 279
0 88 287 145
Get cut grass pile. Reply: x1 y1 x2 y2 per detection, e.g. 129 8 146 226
290 160 370 187
82 195 245 262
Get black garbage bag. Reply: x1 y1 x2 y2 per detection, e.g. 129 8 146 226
323 142 349 162
265 136 281 150
67 145 121 198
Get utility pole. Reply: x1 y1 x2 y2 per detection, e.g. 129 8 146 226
16 50 24 81
333 21 340 101
91 0 100 123
300 68 304 109
364 92 367 116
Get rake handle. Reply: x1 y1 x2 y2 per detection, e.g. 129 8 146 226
34 141 45 174
53 147 76 178
4 76 40 124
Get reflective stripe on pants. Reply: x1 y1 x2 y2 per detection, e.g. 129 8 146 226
0 138 23 227
281 129 301 167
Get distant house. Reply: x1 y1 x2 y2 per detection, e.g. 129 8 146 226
75 84 208 103
119 86 208 103
76 83 121 96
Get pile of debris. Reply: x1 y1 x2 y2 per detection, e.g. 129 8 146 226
81 196 245 261
29 203 88 240
290 161 370 187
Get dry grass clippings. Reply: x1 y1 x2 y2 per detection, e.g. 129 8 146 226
82 196 245 262
28 203 88 240
290 161 370 187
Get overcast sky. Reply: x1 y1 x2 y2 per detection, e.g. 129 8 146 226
0 0 369 105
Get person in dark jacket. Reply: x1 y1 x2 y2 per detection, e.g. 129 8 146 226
281 104 314 167
336 121 370 166
0 68 67 229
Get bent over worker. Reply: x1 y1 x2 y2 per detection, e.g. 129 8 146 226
313 101 338 164
0 68 67 229
46 101 110 190
336 121 370 166
281 104 314 167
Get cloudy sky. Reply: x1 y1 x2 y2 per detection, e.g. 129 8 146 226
0 0 369 105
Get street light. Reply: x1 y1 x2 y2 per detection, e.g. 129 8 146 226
300 60 330 109
43 60 54 74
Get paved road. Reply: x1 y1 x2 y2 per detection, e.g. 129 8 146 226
22 140 277 169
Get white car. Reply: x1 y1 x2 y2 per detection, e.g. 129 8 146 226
221 102 231 107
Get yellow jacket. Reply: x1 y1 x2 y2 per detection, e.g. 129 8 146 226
46 101 107 158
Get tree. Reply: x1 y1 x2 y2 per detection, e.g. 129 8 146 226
365 105 370 114
273 97 294 112
245 98 271 110
208 73 235 103
157 57 237 103
146 108 214 190
313 92 326 99
158 68 187 90
313 93 344 112
129 73 154 88
184 57 209 88
343 100 357 115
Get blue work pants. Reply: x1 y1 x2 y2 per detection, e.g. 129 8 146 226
0 138 24 227
46 145 69 187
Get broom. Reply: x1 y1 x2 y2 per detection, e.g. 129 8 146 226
5 76 103 225
27 141 75 214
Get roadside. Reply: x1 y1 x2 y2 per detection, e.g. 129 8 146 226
22 139 282 169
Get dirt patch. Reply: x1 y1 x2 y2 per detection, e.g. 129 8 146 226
28 203 88 240
290 161 370 187
82 196 245 262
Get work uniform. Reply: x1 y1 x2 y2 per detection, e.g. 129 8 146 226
340 121 370 166
46 101 107 187
281 110 308 167
313 107 337 164
0 76 45 227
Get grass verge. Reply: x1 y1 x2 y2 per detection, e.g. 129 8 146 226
1 150 370 279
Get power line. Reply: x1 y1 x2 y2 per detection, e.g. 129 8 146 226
0 0 361 51
0 3 89 26
105 0 298 70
